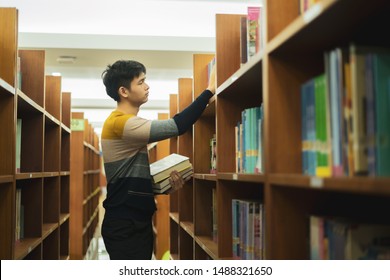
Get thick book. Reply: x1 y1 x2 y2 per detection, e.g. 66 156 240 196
150 153 192 183
152 167 193 194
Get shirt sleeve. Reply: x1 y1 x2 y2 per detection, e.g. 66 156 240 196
173 89 213 135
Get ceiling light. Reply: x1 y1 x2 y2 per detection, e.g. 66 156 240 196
57 56 76 64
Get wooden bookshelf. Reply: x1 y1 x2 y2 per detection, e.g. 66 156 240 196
170 0 390 260
149 113 171 260
0 8 71 259
0 7 17 260
69 112 101 259
168 93 179 259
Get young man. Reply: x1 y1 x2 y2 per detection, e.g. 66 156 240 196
100 60 216 259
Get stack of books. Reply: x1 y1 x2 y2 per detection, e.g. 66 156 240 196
150 153 193 194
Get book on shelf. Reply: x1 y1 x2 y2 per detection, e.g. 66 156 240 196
16 118 22 173
232 199 265 260
240 16 248 65
210 134 217 174
310 216 390 259
235 105 264 174
152 167 193 194
300 44 390 177
247 6 260 59
212 188 218 242
300 0 321 14
150 153 192 184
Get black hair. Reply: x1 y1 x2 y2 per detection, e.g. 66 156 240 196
101 60 146 101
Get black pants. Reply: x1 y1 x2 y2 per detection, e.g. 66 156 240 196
101 216 153 260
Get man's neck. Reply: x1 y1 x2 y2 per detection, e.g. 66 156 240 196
116 101 139 116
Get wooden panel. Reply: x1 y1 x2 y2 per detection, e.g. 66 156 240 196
194 180 214 237
215 14 244 87
18 111 44 173
179 228 193 259
43 177 60 223
61 130 70 172
153 112 170 260
44 117 61 172
18 50 45 107
193 54 216 174
45 75 61 121
0 8 18 87
177 78 193 160
0 183 15 259
0 94 15 175
61 92 71 128
70 112 85 259
267 0 299 42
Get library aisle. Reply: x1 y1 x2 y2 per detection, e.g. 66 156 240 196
96 187 109 260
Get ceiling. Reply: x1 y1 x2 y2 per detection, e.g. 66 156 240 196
2 0 261 136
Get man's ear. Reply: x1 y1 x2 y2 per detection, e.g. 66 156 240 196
118 86 128 99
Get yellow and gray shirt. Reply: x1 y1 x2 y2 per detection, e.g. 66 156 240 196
101 89 213 221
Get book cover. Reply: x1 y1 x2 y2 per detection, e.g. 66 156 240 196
372 52 390 176
350 44 368 175
247 7 260 58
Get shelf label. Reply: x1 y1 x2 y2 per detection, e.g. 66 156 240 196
233 174 238 180
310 176 323 188
71 118 85 131
303 3 322 23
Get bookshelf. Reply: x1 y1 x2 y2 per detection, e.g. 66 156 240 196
170 0 390 260
0 7 71 260
168 93 179 260
0 7 17 260
0 8 71 259
69 112 101 259
149 113 171 260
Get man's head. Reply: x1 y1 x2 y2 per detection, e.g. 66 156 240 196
102 60 147 102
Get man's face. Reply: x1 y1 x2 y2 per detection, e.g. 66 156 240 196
125 72 149 106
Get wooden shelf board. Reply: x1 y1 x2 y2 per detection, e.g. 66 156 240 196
14 237 41 260
195 235 218 260
202 97 216 117
42 172 60 178
83 207 99 235
170 212 179 223
0 175 14 184
45 111 61 126
15 172 44 180
61 123 71 133
42 223 59 240
0 78 15 95
193 173 217 181
217 172 266 183
59 213 70 225
270 174 390 196
17 89 45 115
180 221 194 237
266 0 389 56
217 53 263 104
